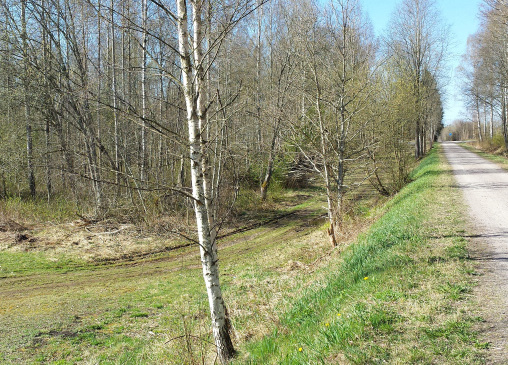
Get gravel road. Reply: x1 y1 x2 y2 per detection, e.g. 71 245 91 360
443 142 508 363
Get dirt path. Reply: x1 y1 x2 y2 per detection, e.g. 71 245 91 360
443 142 508 363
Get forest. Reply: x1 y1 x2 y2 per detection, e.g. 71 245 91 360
0 0 447 219
2 0 506 363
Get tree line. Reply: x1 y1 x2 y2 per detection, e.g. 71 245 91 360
0 0 447 361
457 0 507 145
0 0 445 225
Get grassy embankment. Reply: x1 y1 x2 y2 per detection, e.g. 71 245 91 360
0 145 486 364
236 145 486 364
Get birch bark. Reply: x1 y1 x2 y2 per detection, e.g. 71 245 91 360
176 0 235 362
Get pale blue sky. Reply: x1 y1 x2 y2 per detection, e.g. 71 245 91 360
361 0 483 125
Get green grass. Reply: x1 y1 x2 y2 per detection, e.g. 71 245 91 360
236 145 485 364
0 146 486 364
0 251 89 277
0 191 333 364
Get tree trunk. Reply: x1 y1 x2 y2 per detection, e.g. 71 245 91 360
260 119 280 201
476 94 483 142
483 102 487 138
110 0 120 190
21 0 35 198
314 71 337 247
96 0 103 177
140 0 148 186
415 119 421 159
178 155 185 186
176 1 235 362
41 0 52 201
45 119 52 202
256 0 263 153
1 171 6 199
490 102 494 139
503 88 508 150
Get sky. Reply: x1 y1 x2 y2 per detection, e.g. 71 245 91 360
361 0 483 125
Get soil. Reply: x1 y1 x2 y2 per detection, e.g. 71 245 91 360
443 142 508 364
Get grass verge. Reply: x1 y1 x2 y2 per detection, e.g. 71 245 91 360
461 143 508 169
236 145 486 364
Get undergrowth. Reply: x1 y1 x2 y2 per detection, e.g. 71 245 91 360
0 195 77 223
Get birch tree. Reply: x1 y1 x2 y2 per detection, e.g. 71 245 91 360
173 0 264 361
482 0 508 147
460 0 507 146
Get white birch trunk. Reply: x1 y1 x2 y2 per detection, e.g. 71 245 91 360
476 94 483 142
176 1 235 362
490 102 494 139
191 0 217 242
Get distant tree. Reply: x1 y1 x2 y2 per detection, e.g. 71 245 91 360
367 67 416 194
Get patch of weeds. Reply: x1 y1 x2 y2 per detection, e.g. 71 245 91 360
369 307 400 333
85 324 104 331
423 318 476 344
353 203 370 218
256 337 279 357
445 241 469 260
427 255 446 264
47 361 70 365
75 331 103 346
113 307 128 318
374 289 404 301
35 354 47 363
438 282 471 300
475 341 490 349
131 311 149 318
